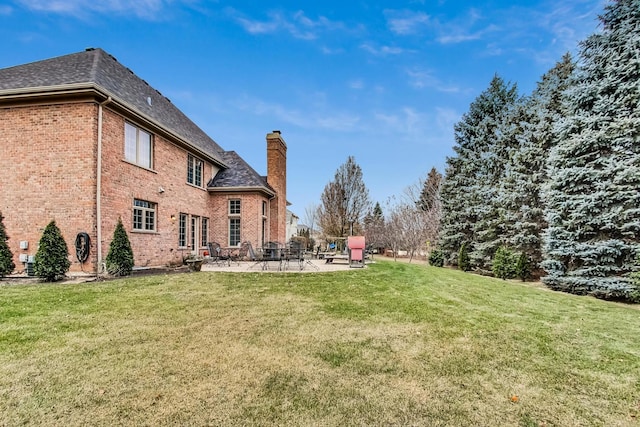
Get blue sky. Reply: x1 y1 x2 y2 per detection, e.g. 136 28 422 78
0 0 604 222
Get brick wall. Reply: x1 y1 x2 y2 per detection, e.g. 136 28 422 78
100 108 215 268
0 102 98 273
1 100 283 273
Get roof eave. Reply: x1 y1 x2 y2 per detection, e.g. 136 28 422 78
207 185 276 198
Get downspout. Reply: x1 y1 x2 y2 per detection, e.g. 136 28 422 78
97 96 112 274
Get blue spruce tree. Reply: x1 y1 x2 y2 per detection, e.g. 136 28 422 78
501 54 575 276
440 75 519 269
542 0 640 301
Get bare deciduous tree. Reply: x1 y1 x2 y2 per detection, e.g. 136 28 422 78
382 172 442 262
319 156 372 240
303 203 319 234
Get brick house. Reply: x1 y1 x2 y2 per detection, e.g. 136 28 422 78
0 48 288 273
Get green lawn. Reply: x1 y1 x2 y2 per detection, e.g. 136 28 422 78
1 260 639 426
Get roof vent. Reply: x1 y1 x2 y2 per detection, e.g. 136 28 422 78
146 96 152 106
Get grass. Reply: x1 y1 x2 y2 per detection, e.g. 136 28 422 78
1 260 639 426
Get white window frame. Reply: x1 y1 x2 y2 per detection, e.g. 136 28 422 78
229 199 241 215
178 213 188 247
201 217 209 248
187 154 204 187
229 218 241 247
125 122 153 169
133 199 156 232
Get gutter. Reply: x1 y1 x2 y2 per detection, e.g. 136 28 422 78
97 96 112 274
207 185 276 198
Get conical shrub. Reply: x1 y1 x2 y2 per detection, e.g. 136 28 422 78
105 218 134 276
34 220 70 282
0 212 15 277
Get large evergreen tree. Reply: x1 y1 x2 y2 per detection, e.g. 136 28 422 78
501 54 575 274
439 75 520 268
0 212 15 277
417 167 442 212
542 0 640 300
472 92 525 270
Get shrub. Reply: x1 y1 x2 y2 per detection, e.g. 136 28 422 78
0 212 15 277
631 252 640 303
105 218 134 276
458 243 470 271
515 252 531 282
428 249 445 267
34 220 71 281
492 246 517 280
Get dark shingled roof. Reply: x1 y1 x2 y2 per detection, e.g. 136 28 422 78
209 151 275 195
0 48 225 165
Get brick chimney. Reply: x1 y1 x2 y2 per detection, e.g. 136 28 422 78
266 130 287 244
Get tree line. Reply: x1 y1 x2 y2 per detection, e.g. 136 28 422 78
439 0 639 301
312 0 639 303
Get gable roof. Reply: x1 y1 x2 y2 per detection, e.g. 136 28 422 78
0 48 226 167
209 151 275 197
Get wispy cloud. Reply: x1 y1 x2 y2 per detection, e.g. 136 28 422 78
475 1 602 64
405 68 465 93
228 8 343 41
384 10 430 35
360 43 407 56
383 7 499 45
14 0 187 19
0 5 12 15
233 95 361 132
348 79 364 90
538 0 603 51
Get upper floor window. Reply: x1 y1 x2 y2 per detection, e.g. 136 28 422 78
133 199 156 231
125 122 153 169
187 154 204 187
229 199 241 215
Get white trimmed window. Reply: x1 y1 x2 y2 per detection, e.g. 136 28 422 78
229 199 241 215
133 199 156 231
187 154 204 187
201 217 209 247
178 213 188 247
228 199 241 246
125 122 153 169
229 218 241 247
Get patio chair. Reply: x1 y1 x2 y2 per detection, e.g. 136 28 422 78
207 242 230 266
237 241 251 261
245 242 266 270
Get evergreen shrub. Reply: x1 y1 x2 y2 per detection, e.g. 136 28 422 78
0 212 15 277
515 252 531 282
34 220 71 282
428 249 445 267
492 246 516 280
105 218 134 276
458 243 470 271
631 253 640 303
